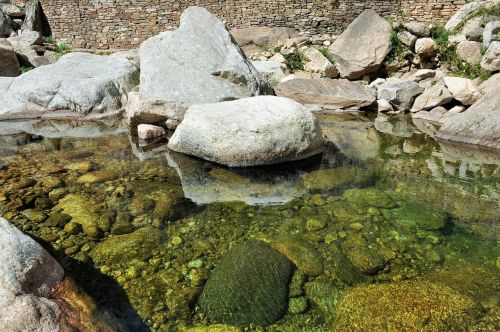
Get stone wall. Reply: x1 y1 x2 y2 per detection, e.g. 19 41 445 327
34 0 470 50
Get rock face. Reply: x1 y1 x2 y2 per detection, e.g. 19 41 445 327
136 7 269 126
410 82 453 113
0 39 19 76
483 21 500 48
443 76 481 105
332 280 481 331
481 41 500 72
275 78 376 109
436 91 500 150
23 0 44 33
377 80 424 112
328 9 391 79
300 47 338 78
0 52 138 120
168 96 324 167
0 218 63 331
198 241 293 327
445 0 500 31
456 41 482 65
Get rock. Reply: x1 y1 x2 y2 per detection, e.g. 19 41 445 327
413 106 448 125
342 188 396 209
56 194 102 238
1 4 23 18
251 60 288 85
483 21 500 48
299 47 338 78
23 0 43 33
301 166 375 191
0 52 138 120
436 90 500 149
377 99 394 112
332 280 481 331
377 80 424 112
481 41 500 72
0 39 19 76
403 21 431 37
410 82 453 113
7 31 43 48
153 189 185 221
397 30 417 47
441 105 466 120
198 241 293 327
269 52 286 63
328 9 391 79
76 171 117 184
456 40 483 65
124 92 185 128
136 7 269 127
415 37 438 54
445 0 500 31
275 78 376 109
479 72 500 95
137 124 166 141
0 8 13 37
271 235 323 277
383 202 447 230
304 282 342 324
65 161 93 173
443 76 481 105
346 248 386 275
231 26 298 48
408 69 436 82
167 96 323 167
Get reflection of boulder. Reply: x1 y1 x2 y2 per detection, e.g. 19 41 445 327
318 113 381 161
129 133 169 161
374 113 417 138
438 141 500 167
166 151 318 205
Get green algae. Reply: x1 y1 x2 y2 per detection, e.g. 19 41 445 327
383 202 447 231
300 166 375 191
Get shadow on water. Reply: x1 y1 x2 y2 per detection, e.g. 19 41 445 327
32 235 150 332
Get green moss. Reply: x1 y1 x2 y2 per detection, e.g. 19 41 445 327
382 202 447 231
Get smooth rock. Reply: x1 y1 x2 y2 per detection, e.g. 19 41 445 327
0 39 19 76
271 235 324 277
167 96 324 167
408 69 436 82
445 0 500 31
56 194 102 238
328 9 391 79
198 241 293 327
1 4 23 18
483 21 500 48
397 30 417 48
76 171 117 184
443 76 481 105
231 26 298 47
404 21 431 37
275 78 376 109
137 124 166 141
0 52 138 120
410 82 453 113
437 90 500 149
251 60 288 85
299 47 338 78
269 52 286 63
377 80 424 111
481 41 500 72
456 40 482 65
415 38 438 54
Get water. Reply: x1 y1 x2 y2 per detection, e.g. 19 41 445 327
0 113 498 331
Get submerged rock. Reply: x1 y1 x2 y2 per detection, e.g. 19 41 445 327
332 280 482 331
342 188 397 209
168 96 323 167
271 235 324 276
328 9 391 79
198 241 293 327
76 170 117 184
301 166 374 192
56 194 102 238
382 202 447 230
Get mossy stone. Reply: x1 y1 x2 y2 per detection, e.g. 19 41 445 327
21 209 46 223
57 194 102 238
383 202 447 230
342 188 397 208
304 282 342 324
288 297 309 315
45 212 71 227
271 235 324 277
76 171 117 184
198 241 293 327
345 248 386 275
153 189 185 221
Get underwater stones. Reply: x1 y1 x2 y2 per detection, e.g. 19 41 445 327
153 189 185 221
45 212 71 227
332 280 481 331
304 282 342 324
130 196 155 216
301 166 374 192
21 209 46 223
271 235 324 277
76 170 117 184
383 202 447 231
342 188 396 209
198 241 293 327
168 96 324 167
90 227 163 265
56 194 102 238
345 248 386 275
65 161 93 173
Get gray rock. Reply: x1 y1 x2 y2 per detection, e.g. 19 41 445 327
0 39 19 76
125 92 185 128
377 80 424 111
168 96 323 167
0 8 13 37
198 241 293 326
481 41 500 72
6 31 44 67
436 90 500 149
397 30 417 48
479 72 500 95
0 52 138 120
231 26 298 48
483 21 500 48
275 78 376 109
445 0 500 31
377 99 394 112
328 9 391 79
0 4 23 18
410 82 453 113
415 38 438 54
251 60 288 85
403 21 431 37
23 0 43 33
299 46 338 78
443 76 481 105
456 40 482 65
412 106 448 125
137 7 269 126
137 124 166 140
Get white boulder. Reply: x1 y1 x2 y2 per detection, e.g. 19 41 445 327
137 124 166 140
443 76 481 105
415 38 438 54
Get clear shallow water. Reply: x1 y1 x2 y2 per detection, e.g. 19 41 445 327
0 113 498 331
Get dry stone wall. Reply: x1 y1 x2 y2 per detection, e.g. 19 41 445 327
33 0 471 49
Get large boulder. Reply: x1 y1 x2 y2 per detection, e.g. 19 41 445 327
275 78 376 109
443 76 481 105
198 241 293 326
483 21 500 48
0 39 19 76
328 9 391 79
0 8 13 37
23 0 44 33
7 31 46 67
0 52 138 120
436 90 500 149
134 7 269 127
168 96 324 167
377 80 424 112
410 82 453 113
481 41 500 72
445 0 500 31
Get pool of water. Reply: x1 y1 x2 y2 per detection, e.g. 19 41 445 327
0 113 498 331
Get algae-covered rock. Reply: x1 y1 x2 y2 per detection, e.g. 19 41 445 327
345 247 386 275
76 171 117 184
57 194 102 238
153 188 186 221
383 202 447 230
342 188 397 209
198 241 293 327
301 166 374 192
271 235 324 277
90 227 163 265
304 282 342 324
332 280 481 331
